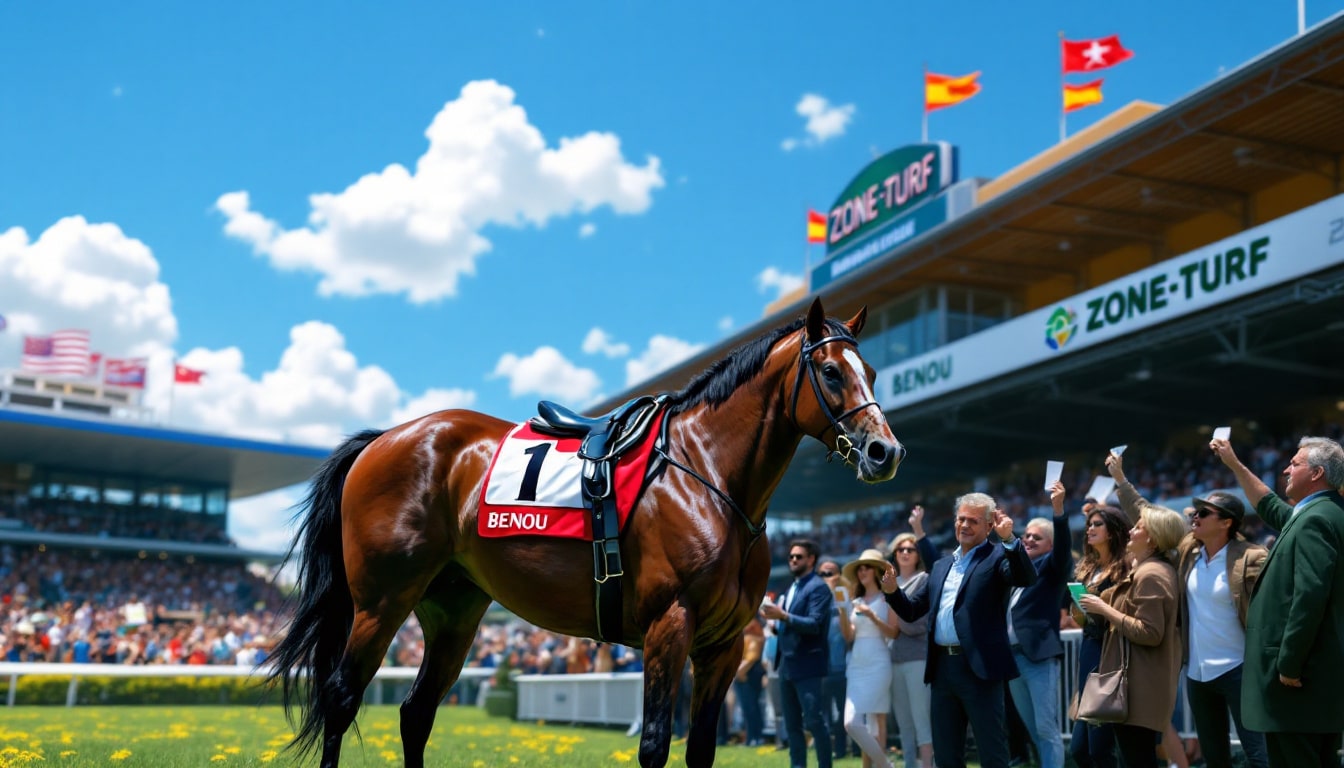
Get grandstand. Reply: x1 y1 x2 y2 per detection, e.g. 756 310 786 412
0 370 328 662
591 15 1344 578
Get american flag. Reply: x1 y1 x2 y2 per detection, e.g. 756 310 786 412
21 329 95 376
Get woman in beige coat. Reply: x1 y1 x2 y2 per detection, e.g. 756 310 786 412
1078 496 1186 768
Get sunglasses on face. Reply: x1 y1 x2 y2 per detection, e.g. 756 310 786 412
788 553 808 561
1087 520 1106 528
818 570 838 577
1191 507 1222 519
895 547 917 554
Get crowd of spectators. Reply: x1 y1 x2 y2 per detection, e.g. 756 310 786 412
1 415 1338 708
0 492 231 545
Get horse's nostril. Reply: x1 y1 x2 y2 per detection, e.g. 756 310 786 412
867 441 890 463
894 444 907 463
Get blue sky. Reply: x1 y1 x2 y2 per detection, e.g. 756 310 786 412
1 1 1335 548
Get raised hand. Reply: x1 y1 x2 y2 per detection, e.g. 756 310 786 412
1104 450 1126 482
908 505 926 538
993 508 1014 540
1049 480 1066 513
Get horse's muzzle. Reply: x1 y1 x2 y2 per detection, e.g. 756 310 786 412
857 438 903 483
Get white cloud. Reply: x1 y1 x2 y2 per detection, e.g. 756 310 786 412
717 316 734 332
216 79 665 304
492 346 601 403
782 93 855 151
0 215 491 550
581 327 630 358
626 335 704 387
756 266 804 301
0 216 178 379
578 222 597 238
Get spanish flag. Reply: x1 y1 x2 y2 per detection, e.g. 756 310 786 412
1063 79 1104 113
807 209 827 243
925 71 981 112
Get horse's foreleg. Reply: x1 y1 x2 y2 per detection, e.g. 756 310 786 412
399 582 493 768
684 633 744 768
638 602 696 768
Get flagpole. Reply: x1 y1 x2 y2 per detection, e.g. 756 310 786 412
1059 31 1067 143
1299 0 1306 33
921 62 929 143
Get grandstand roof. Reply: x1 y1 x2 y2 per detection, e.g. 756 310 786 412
0 408 329 498
592 14 1344 517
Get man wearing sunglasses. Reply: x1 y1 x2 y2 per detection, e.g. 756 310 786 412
1004 482 1073 768
761 539 834 768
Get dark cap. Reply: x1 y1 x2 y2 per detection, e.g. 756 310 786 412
1193 492 1245 521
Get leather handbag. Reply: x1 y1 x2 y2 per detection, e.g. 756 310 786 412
1076 636 1129 724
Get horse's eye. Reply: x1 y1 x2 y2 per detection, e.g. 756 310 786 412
822 364 842 383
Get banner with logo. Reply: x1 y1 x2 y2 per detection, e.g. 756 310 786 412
875 192 1344 411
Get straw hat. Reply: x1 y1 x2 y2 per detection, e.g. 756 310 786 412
841 548 891 587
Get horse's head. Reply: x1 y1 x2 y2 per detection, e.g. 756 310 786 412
790 297 905 483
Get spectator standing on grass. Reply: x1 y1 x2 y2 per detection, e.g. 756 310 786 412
1212 435 1344 768
838 549 897 768
887 526 933 768
1108 452 1269 768
1069 502 1131 768
760 538 834 768
1005 482 1072 768
880 493 1036 768
1079 456 1186 768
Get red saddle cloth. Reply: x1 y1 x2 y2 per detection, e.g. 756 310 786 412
478 412 665 539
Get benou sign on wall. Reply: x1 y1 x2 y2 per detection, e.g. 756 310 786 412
825 143 957 254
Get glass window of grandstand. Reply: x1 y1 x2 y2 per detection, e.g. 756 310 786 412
944 286 1014 344
870 286 1013 368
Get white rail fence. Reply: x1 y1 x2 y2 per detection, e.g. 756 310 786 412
3 631 1204 743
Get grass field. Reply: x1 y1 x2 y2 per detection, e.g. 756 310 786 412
0 705 835 767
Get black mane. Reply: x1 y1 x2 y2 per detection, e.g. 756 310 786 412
667 315 855 414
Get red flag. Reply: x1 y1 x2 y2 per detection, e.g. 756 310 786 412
104 358 147 388
806 209 827 243
1062 35 1134 73
174 364 205 384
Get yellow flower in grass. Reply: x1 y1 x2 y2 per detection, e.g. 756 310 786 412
222 746 241 755
554 744 574 755
210 755 228 762
60 750 77 758
380 750 398 762
472 761 486 768
609 748 636 762
110 749 133 761
509 757 519 764
259 750 278 763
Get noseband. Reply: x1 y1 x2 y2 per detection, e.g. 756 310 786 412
788 331 882 465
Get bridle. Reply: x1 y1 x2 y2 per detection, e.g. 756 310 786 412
788 329 882 466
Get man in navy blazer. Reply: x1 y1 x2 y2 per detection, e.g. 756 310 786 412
761 538 833 768
881 492 1036 768
1005 482 1072 768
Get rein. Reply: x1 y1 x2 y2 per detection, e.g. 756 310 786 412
788 331 881 465
652 413 765 539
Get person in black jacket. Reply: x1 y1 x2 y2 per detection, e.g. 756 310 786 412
880 493 1036 768
1005 481 1072 768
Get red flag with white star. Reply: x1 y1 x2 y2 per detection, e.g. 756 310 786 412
1062 35 1134 73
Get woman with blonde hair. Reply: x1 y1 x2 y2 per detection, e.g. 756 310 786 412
1079 451 1186 768
839 548 898 768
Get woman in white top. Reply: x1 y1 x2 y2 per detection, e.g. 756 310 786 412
839 548 899 768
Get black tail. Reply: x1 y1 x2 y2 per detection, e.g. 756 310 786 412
267 428 384 758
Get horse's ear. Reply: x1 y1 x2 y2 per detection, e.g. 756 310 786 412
845 306 868 337
805 297 826 342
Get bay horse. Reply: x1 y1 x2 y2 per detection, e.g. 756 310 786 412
267 297 905 768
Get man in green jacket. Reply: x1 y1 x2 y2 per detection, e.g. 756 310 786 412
1211 434 1344 768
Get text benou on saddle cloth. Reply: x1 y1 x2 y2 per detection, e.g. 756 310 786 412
479 413 664 538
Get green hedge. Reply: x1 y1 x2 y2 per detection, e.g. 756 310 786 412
5 673 287 706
